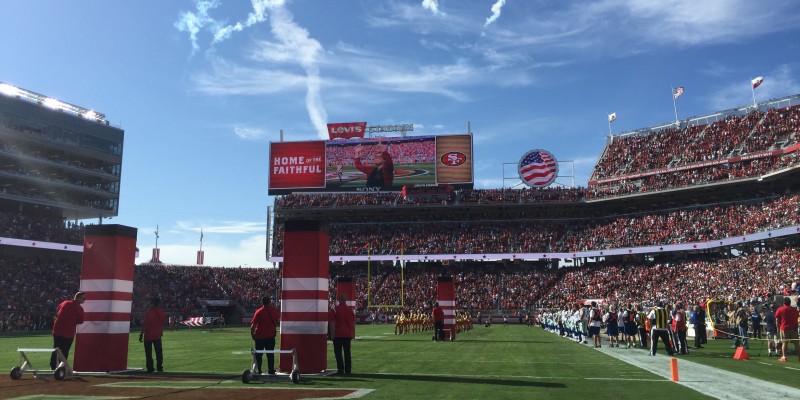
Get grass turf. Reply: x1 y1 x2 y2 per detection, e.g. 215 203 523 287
2 325 796 399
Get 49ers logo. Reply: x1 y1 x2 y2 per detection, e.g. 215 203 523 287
441 152 467 166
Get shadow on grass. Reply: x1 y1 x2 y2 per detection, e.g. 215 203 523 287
369 338 554 344
341 372 566 388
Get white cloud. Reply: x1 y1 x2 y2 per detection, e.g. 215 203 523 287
136 220 272 267
175 220 266 235
706 64 800 110
179 1 329 139
174 0 222 54
234 125 268 140
191 58 307 95
141 235 273 268
176 0 282 52
422 0 444 16
484 0 507 27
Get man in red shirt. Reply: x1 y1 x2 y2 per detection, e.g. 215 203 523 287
139 298 166 373
50 292 85 370
330 294 355 375
672 302 689 355
774 297 800 362
251 296 280 374
432 302 445 342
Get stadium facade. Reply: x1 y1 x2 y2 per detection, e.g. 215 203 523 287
0 82 123 260
270 94 800 267
0 83 123 222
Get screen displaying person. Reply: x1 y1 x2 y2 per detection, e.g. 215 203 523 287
354 139 394 187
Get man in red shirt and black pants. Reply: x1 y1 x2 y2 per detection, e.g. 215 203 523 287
432 302 445 342
330 294 355 375
775 297 800 362
139 297 166 373
251 296 280 374
50 292 85 370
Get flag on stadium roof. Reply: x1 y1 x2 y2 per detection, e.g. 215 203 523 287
673 86 684 100
752 76 764 89
608 113 616 123
518 149 558 188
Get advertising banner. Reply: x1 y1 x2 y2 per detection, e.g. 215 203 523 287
435 134 473 184
269 135 473 195
269 141 327 190
327 122 366 140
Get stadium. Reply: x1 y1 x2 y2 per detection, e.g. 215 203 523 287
2 79 800 399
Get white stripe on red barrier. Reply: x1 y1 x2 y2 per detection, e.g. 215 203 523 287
445 319 455 324
82 300 132 313
281 299 328 313
280 321 328 335
282 277 328 291
438 301 455 306
443 310 456 316
79 279 134 293
76 320 130 334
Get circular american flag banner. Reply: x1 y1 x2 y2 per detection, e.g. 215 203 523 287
517 149 558 188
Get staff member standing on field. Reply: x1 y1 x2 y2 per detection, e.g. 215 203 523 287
50 292 85 370
648 301 674 356
774 297 800 362
251 296 280 375
139 297 166 373
330 294 355 375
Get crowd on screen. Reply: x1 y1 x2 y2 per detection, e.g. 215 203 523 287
325 138 436 168
271 193 800 257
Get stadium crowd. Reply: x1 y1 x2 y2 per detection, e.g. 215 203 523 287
272 193 800 257
592 104 800 181
2 243 799 333
0 210 84 244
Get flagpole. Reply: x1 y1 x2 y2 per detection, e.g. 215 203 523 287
608 113 612 136
671 85 679 126
751 77 756 108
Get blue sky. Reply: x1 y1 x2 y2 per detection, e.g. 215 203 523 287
2 0 799 268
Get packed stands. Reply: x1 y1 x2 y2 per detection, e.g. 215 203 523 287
0 210 84 244
4 96 800 334
271 193 800 257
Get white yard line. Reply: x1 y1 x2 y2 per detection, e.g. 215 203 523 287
591 345 800 400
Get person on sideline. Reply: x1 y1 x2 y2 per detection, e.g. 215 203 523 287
690 304 707 349
50 292 85 370
763 304 779 356
330 294 355 375
672 302 689 354
774 297 799 362
648 301 675 356
139 297 166 373
588 301 603 348
251 296 280 374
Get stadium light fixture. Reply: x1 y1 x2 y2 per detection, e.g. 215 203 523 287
0 81 107 123
43 97 64 110
0 83 19 97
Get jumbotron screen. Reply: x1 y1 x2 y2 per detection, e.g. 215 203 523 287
269 134 473 195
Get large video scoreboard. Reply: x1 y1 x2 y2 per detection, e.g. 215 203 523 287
269 134 473 195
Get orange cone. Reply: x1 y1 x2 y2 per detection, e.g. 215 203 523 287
733 347 750 360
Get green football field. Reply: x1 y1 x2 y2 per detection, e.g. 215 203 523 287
2 325 799 399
